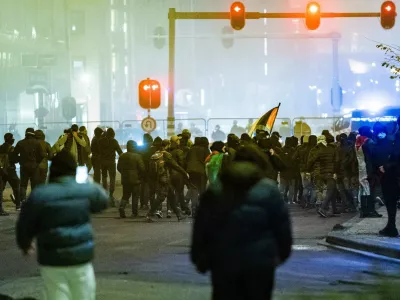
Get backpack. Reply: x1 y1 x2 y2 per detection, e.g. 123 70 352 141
149 151 168 183
206 153 224 186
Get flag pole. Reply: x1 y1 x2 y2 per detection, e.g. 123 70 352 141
269 102 281 136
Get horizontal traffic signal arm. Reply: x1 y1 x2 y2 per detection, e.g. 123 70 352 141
170 12 392 20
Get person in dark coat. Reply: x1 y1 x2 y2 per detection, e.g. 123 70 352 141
139 133 154 209
280 137 297 203
16 151 108 299
117 140 145 218
91 127 104 184
0 133 20 213
186 137 210 214
308 134 339 217
378 125 400 237
257 138 286 182
99 127 123 206
168 135 190 216
34 130 53 185
336 133 358 212
13 128 46 202
191 144 292 300
293 135 313 207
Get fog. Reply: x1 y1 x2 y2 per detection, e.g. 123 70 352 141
0 0 399 140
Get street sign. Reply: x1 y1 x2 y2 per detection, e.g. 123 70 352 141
141 117 157 133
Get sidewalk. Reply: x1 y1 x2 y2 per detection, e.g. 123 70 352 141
323 207 400 261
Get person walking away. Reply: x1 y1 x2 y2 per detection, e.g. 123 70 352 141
0 133 21 215
186 137 210 215
355 126 381 218
138 133 153 210
13 128 45 203
191 144 292 300
308 135 339 217
16 151 108 300
91 127 104 184
34 130 53 185
117 140 145 218
168 135 190 217
147 139 188 222
293 135 313 207
280 137 297 204
79 126 92 172
99 127 123 207
378 126 400 237
54 124 87 164
336 133 358 213
205 141 225 188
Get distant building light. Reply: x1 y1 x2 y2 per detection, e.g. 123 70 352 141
372 62 376 67
397 87 400 92
317 89 322 94
356 81 361 87
370 79 374 83
375 80 379 84
72 25 77 31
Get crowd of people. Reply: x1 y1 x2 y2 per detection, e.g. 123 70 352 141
0 120 399 236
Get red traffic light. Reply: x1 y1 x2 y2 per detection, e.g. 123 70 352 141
305 2 321 30
230 2 245 31
381 1 396 29
138 79 161 109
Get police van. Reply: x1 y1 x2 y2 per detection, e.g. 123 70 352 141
333 107 400 136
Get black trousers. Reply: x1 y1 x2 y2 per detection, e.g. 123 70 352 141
20 166 39 202
92 157 102 184
1 168 20 207
168 174 188 212
381 178 399 231
119 184 141 215
37 168 48 185
101 160 116 196
140 179 149 207
211 270 275 300
149 182 181 217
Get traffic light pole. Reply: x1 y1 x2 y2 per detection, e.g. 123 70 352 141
167 10 385 136
167 8 176 137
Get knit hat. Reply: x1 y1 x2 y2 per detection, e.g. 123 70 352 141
210 141 225 153
4 133 14 142
25 128 35 136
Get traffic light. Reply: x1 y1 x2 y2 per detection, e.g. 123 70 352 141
138 79 161 109
61 97 77 120
153 26 166 49
305 2 321 30
381 1 396 29
230 2 245 30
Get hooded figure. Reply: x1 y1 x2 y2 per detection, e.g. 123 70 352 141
54 124 87 164
138 133 154 209
79 126 92 170
99 127 123 206
191 144 292 300
91 127 104 184
117 140 145 218
16 151 108 300
34 130 53 185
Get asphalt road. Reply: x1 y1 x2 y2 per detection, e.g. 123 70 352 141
0 196 399 299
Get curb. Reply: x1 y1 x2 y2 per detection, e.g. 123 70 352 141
318 239 400 265
325 233 400 260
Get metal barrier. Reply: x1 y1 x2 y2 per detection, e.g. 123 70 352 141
174 118 207 138
292 117 340 138
42 121 121 145
120 119 167 145
207 118 292 141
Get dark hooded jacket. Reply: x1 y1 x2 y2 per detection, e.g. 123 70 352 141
292 139 311 172
280 138 296 180
13 135 45 169
117 141 145 185
139 134 154 172
308 141 338 178
337 135 357 179
191 162 292 274
91 127 104 164
170 140 186 175
99 128 123 161
186 137 209 174
35 130 53 169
